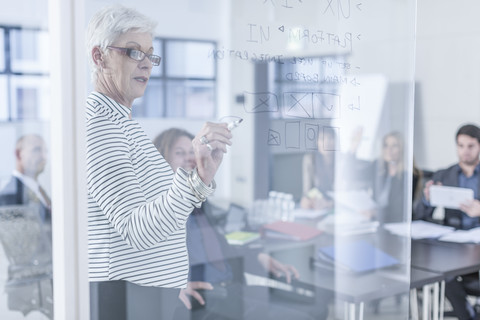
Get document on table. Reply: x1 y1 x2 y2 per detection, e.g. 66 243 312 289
430 185 474 209
438 227 480 243
384 220 455 239
293 208 331 219
327 190 378 212
317 213 379 236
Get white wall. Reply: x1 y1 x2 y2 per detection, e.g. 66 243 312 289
0 1 48 28
414 0 480 171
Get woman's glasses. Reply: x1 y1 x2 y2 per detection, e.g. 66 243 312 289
107 46 161 66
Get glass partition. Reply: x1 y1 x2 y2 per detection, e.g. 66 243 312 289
132 39 216 119
165 41 216 79
228 1 415 319
84 1 416 319
0 2 52 320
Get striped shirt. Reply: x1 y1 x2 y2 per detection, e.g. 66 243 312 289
86 91 201 288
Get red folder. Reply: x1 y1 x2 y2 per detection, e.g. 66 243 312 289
261 220 322 241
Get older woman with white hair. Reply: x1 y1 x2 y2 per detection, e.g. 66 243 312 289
85 5 232 319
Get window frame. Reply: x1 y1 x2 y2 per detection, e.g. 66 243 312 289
132 37 218 119
0 25 49 122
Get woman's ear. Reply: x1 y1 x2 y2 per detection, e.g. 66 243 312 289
92 47 105 68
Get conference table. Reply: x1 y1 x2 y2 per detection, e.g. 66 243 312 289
411 239 480 277
410 266 444 320
259 229 411 320
255 226 480 320
410 239 480 320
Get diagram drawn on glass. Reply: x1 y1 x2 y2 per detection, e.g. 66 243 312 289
267 129 281 146
285 121 300 149
268 124 341 151
283 92 341 119
243 92 279 113
323 126 340 151
305 123 319 150
313 92 341 119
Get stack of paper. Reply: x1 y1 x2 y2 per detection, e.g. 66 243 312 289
317 213 379 236
293 208 331 219
261 221 322 241
327 190 378 212
384 220 455 239
438 227 480 243
383 222 410 237
243 272 315 302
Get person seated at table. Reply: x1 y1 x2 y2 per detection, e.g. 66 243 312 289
412 158 423 206
343 130 420 223
0 134 53 319
367 131 412 223
300 127 337 210
414 123 480 320
154 128 330 320
300 126 364 211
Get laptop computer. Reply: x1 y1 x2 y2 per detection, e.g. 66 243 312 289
223 203 248 233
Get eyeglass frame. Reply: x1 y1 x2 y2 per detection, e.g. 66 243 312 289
107 46 162 66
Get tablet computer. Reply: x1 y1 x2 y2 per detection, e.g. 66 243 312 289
430 185 474 209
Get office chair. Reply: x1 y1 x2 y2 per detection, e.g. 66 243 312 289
442 272 480 319
465 274 480 316
0 205 53 319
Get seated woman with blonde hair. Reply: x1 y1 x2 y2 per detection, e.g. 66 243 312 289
153 127 330 320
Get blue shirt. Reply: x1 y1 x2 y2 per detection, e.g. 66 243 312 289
457 164 480 229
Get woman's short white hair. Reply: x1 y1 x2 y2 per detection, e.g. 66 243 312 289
86 4 157 82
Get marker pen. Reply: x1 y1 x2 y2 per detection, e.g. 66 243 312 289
227 118 243 131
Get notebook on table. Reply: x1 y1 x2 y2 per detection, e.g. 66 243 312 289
317 240 399 274
225 231 260 245
261 220 322 241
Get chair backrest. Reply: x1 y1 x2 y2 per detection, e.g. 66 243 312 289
0 205 52 269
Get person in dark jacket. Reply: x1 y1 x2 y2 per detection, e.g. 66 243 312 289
414 123 480 320
0 134 52 319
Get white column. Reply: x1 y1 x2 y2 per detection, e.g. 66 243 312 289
48 0 88 319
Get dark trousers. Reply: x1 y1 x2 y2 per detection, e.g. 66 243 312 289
445 272 479 320
90 281 180 320
90 280 329 320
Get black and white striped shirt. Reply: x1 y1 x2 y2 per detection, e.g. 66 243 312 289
86 92 201 288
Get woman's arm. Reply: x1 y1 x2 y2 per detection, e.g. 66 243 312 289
87 116 201 251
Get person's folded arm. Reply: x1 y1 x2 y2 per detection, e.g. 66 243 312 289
87 117 201 251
